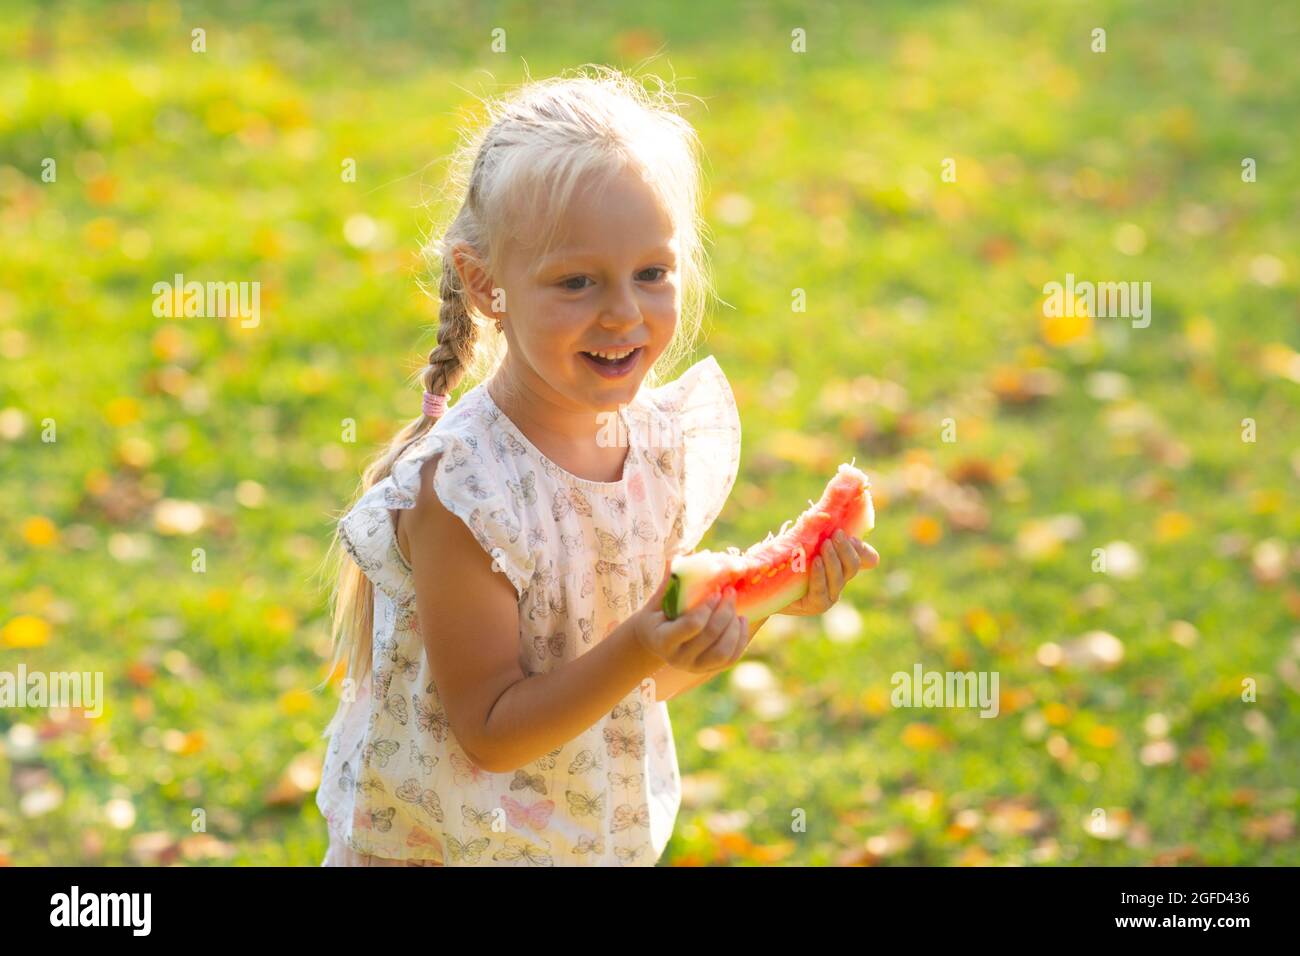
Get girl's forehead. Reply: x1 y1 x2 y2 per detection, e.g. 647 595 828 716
507 174 677 274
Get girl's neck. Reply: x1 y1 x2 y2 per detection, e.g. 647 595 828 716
487 362 629 484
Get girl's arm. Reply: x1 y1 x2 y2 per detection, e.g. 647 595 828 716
401 455 665 775
650 615 768 701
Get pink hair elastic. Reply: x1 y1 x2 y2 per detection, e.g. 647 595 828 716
423 391 449 417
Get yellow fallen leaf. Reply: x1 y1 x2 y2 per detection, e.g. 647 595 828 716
264 606 297 633
21 516 58 548
860 686 891 716
1155 511 1193 541
279 688 314 715
1040 305 1093 348
1043 702 1071 726
910 515 943 546
1250 489 1283 515
103 396 141 427
901 722 949 751
2 615 51 648
1086 725 1120 748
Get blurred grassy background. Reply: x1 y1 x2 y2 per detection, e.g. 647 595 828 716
1 0 1297 865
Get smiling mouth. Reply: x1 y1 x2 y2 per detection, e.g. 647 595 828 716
579 347 643 377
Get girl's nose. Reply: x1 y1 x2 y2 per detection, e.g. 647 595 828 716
598 280 642 327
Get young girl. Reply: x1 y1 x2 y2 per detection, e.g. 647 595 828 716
317 66 879 867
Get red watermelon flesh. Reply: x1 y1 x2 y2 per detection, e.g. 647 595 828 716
663 462 874 621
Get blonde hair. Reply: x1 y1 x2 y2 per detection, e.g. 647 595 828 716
324 64 715 686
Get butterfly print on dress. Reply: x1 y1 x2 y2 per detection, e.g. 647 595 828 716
449 752 489 787
461 803 497 831
628 470 647 503
560 531 585 556
533 632 566 659
631 515 657 543
564 789 605 818
645 448 675 480
375 638 398 669
500 794 555 831
603 727 645 759
448 835 492 863
391 650 419 679
487 508 521 544
507 470 537 508
611 802 651 832
354 806 396 833
608 770 643 791
528 558 556 589
439 438 482 474
355 772 387 796
594 533 631 582
409 743 437 775
412 694 448 741
383 691 408 726
395 777 444 822
567 749 603 775
394 593 421 632
601 585 631 611
363 738 399 769
551 487 593 522
380 483 415 510
463 473 493 500
533 746 563 771
492 836 553 867
610 698 643 721
528 588 568 623
575 834 605 856
510 769 548 795
615 844 648 864
491 430 528 462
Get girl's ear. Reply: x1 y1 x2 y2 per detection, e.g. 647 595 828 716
451 243 499 318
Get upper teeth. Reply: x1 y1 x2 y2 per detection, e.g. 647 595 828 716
588 348 635 360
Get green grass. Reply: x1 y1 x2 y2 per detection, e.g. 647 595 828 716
1 0 1296 865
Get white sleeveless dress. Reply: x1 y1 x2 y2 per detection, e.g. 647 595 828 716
317 355 741 865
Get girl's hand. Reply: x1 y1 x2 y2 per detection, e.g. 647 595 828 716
777 530 880 617
629 559 753 675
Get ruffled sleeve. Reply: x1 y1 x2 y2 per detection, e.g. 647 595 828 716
336 426 536 601
642 355 741 554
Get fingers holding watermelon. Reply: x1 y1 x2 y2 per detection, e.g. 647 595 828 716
675 587 745 672
631 576 751 675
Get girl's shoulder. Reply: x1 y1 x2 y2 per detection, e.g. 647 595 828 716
337 384 539 600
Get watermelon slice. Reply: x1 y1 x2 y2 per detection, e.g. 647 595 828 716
663 462 875 621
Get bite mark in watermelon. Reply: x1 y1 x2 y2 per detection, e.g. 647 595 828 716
663 462 875 621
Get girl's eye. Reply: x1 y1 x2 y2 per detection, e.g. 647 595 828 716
559 269 667 290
